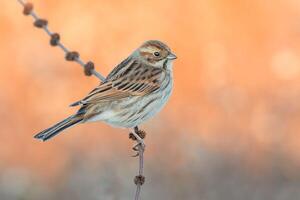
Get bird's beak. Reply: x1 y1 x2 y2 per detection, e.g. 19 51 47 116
167 52 177 60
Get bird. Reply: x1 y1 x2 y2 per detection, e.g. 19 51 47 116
34 40 177 144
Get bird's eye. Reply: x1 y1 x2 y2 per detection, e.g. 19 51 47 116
154 52 160 57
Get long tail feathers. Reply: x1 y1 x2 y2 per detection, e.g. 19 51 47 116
34 115 83 141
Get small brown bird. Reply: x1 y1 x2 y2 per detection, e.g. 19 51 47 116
34 40 176 143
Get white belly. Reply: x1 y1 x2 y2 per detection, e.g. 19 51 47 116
87 78 173 128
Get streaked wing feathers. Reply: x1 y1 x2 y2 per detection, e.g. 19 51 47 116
72 58 164 105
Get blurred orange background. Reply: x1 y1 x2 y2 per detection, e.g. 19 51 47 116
1 0 300 199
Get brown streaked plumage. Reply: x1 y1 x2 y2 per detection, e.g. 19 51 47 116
34 40 177 141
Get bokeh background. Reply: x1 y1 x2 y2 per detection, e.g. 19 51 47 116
1 0 300 199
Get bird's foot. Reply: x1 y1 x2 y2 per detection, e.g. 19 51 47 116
129 127 146 157
132 142 145 157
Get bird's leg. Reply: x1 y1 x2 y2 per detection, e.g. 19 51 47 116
129 126 146 156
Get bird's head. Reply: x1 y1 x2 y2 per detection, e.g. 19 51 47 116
136 40 177 68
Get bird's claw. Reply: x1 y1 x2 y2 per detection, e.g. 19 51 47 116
131 141 146 157
130 126 146 156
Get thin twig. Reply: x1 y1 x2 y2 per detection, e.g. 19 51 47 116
17 1 146 200
131 127 146 200
16 0 106 81
135 145 144 200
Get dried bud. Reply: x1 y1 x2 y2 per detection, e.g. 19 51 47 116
136 130 146 139
50 33 60 46
34 19 48 28
23 3 33 15
84 61 95 76
134 175 145 185
65 51 79 61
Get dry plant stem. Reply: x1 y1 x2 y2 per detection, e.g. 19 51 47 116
132 126 146 200
16 0 106 82
18 1 146 200
135 146 144 200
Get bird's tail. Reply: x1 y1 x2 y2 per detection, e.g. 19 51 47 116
34 115 83 141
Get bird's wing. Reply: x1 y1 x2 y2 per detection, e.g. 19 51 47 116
70 58 164 106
